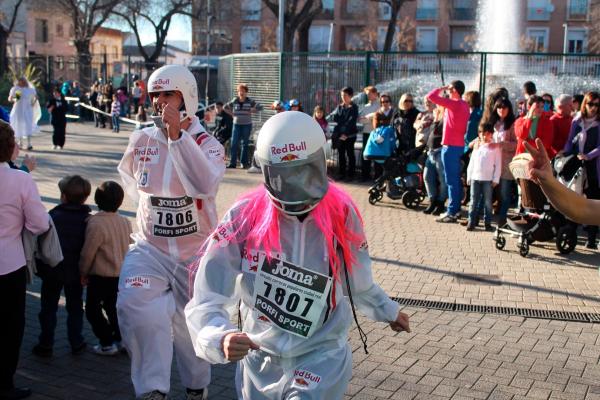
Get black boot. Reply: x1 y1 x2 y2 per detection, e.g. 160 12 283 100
432 201 446 216
422 201 436 214
586 227 598 249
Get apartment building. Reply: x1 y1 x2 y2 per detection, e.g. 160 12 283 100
191 0 594 55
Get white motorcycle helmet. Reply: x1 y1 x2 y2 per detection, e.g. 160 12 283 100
147 65 198 119
255 111 329 215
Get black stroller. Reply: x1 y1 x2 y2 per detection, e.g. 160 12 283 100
367 149 427 209
494 179 577 257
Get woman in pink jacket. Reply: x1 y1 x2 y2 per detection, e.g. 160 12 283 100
0 120 49 400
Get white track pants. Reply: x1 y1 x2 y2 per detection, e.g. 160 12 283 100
117 241 211 396
238 343 352 399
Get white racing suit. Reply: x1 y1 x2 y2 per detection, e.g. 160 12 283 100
185 201 400 399
117 117 225 396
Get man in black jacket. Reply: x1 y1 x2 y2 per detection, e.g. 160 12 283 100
212 101 233 146
328 87 359 181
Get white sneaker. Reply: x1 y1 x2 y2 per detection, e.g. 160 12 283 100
92 343 119 356
114 341 127 353
138 391 167 400
247 166 261 174
53 145 58 150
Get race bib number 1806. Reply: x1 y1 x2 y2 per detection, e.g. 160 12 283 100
150 195 198 237
253 258 332 338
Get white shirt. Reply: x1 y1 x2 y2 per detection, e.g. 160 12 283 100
467 142 502 184
359 100 380 133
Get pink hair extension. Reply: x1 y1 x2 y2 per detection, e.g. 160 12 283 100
201 182 364 282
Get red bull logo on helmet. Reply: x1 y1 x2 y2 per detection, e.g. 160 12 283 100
271 141 308 162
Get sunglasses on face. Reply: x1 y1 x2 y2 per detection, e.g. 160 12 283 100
587 102 600 108
496 105 507 109
544 100 552 104
381 100 390 103
404 99 413 103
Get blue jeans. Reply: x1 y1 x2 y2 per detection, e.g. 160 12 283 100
112 114 120 132
498 178 514 220
469 180 493 225
229 124 252 167
441 145 464 215
424 149 447 202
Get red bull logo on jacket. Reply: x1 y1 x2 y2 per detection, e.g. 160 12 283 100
293 370 321 389
271 141 308 162
125 276 150 289
134 146 160 164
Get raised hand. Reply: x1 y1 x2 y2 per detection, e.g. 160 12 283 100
523 138 553 184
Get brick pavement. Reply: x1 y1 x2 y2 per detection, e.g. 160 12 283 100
13 123 600 399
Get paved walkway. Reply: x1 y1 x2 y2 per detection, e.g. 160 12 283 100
14 123 600 399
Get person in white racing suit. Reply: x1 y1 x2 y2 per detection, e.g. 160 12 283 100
117 65 225 400
185 111 410 399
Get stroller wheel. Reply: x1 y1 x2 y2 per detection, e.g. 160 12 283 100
495 236 506 250
519 241 529 257
402 191 418 209
556 226 577 254
368 191 383 205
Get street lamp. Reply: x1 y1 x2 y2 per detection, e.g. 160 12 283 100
562 23 568 73
278 0 285 52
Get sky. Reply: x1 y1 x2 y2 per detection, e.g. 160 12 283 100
107 13 192 50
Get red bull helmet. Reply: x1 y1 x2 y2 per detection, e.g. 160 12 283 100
147 65 198 119
255 111 329 215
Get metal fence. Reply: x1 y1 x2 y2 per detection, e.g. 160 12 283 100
5 54 167 94
218 51 600 131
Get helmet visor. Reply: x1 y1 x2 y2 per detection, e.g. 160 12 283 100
260 149 328 211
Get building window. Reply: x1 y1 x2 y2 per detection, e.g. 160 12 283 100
450 27 474 51
452 0 475 20
527 0 551 21
416 0 438 20
241 27 260 52
416 27 437 51
567 28 587 53
56 56 64 70
317 0 334 19
377 26 399 50
345 0 362 15
241 0 261 21
309 25 331 52
379 3 392 20
345 26 365 50
35 19 48 43
567 0 588 20
526 27 549 52
56 23 63 38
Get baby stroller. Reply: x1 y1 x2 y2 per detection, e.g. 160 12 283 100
494 177 577 257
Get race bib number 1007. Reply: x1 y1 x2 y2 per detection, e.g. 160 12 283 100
253 258 332 338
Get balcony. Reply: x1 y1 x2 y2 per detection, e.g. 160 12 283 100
527 7 550 21
451 7 476 20
416 7 439 20
315 7 334 20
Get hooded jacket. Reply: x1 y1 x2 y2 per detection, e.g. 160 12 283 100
118 117 225 261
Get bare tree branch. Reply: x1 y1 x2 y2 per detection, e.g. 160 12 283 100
0 0 25 71
262 0 322 51
369 0 415 52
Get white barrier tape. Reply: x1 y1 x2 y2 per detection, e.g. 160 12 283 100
75 101 153 126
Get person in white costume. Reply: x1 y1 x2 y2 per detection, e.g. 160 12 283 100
8 77 38 150
185 111 411 400
117 65 225 400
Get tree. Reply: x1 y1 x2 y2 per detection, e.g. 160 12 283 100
262 0 323 52
369 0 415 52
56 0 120 87
113 0 194 73
0 0 25 73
